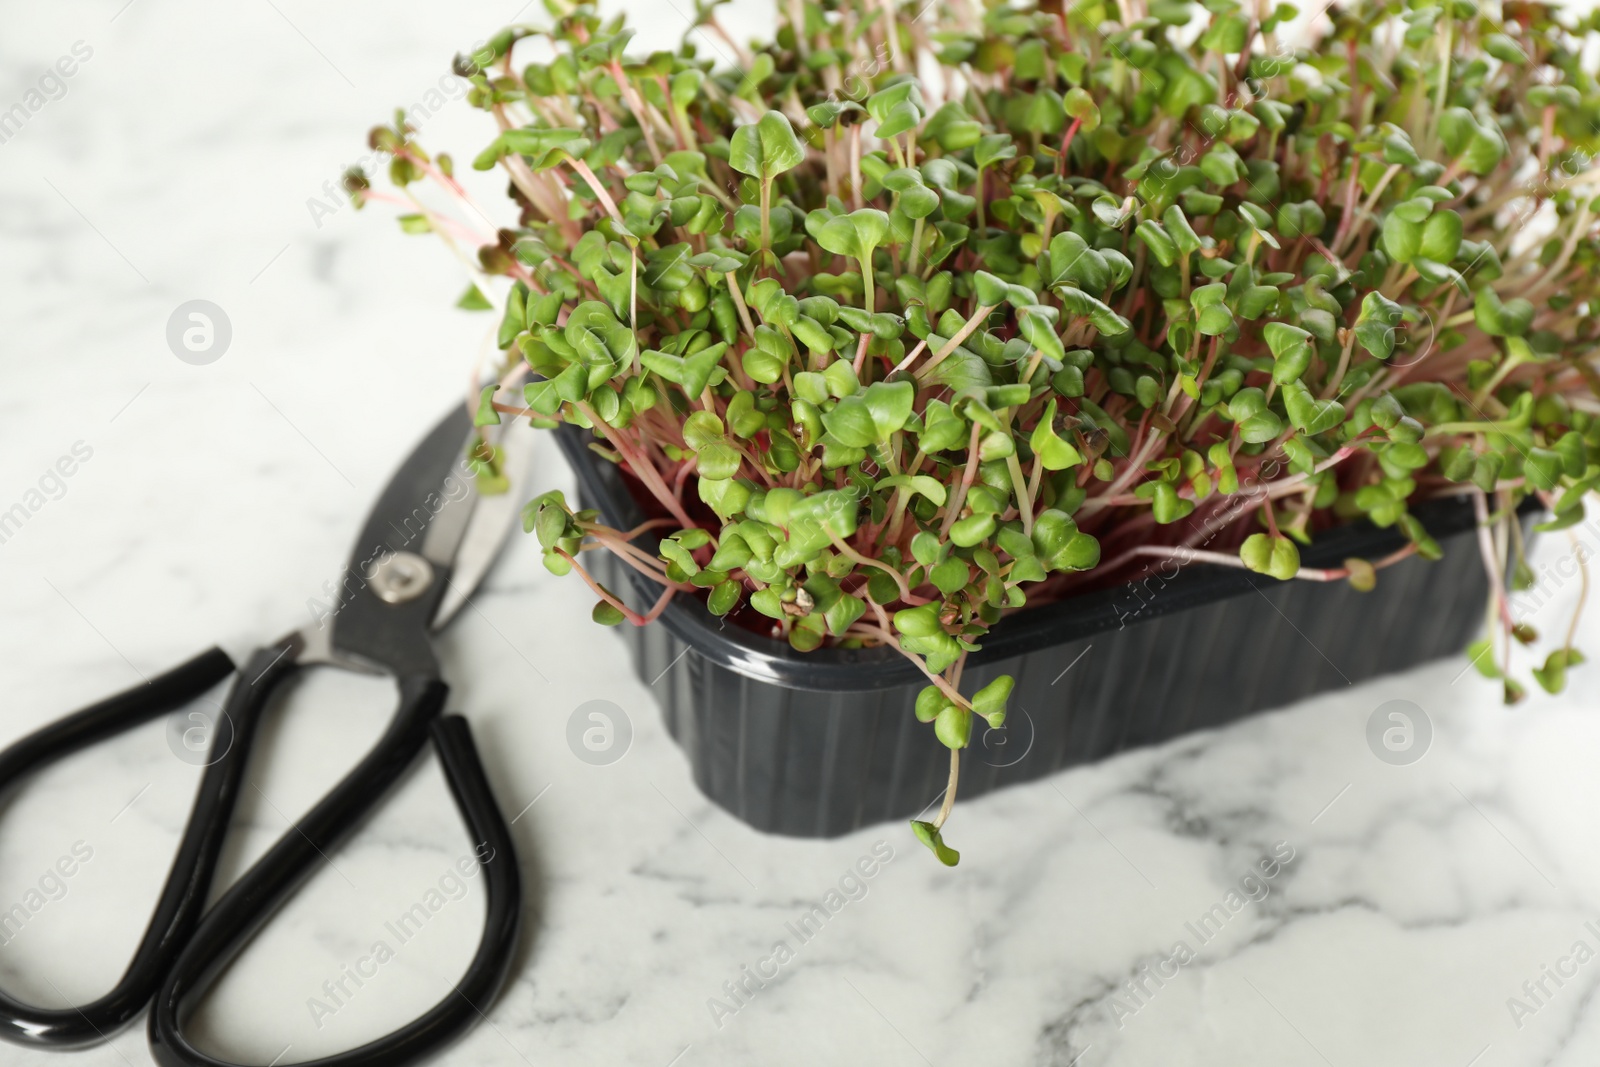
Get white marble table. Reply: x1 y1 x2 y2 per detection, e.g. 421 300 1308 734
4 2 1600 1065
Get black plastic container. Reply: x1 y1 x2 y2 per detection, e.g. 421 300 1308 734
556 427 1502 838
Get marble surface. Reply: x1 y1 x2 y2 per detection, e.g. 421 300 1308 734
4 2 1600 1065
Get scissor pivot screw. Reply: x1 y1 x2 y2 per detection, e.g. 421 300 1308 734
368 551 434 604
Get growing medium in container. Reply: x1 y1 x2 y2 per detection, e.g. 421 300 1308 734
353 0 1600 861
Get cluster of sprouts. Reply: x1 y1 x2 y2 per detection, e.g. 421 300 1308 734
356 0 1600 861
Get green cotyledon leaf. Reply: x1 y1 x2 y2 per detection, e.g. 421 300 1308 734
729 109 805 181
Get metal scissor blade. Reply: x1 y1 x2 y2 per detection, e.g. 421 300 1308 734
325 402 514 672
431 415 539 631
342 404 477 578
327 401 540 673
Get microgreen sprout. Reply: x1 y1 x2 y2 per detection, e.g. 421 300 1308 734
356 0 1600 862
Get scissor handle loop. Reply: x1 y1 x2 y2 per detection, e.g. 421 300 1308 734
147 688 522 1067
0 643 300 1048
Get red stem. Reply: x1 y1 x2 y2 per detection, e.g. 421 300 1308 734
1056 116 1083 177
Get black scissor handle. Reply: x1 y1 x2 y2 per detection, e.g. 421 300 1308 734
0 642 299 1048
147 689 522 1067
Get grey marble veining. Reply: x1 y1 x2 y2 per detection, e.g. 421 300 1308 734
3 1 1600 1065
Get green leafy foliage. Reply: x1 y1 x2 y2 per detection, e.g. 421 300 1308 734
728 110 806 182
361 0 1600 862
910 820 960 866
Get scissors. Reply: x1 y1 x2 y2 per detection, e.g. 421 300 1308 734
0 404 532 1066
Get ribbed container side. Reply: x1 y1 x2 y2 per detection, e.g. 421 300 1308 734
571 429 1507 839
